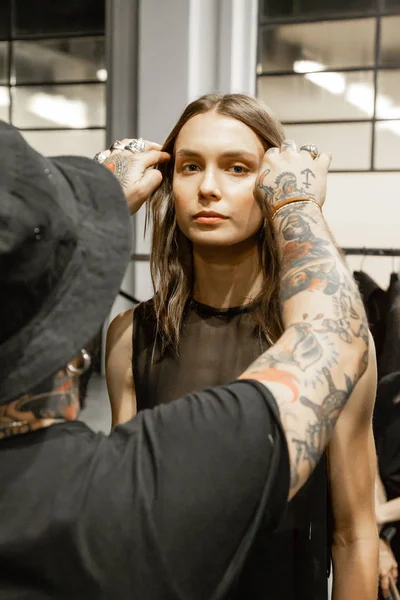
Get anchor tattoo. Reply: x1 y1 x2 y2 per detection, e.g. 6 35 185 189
301 168 315 189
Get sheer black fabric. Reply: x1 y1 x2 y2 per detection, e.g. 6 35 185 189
133 299 267 408
133 298 330 600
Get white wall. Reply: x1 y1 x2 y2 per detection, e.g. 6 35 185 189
325 172 400 288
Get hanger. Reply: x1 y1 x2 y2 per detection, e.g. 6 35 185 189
390 250 398 285
359 247 367 272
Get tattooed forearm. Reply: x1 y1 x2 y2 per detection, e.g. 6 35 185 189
289 368 353 487
240 200 371 496
278 206 341 301
246 322 325 374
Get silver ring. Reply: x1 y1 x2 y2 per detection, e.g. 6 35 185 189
300 144 319 159
125 138 146 154
110 140 126 152
66 349 92 375
94 151 108 164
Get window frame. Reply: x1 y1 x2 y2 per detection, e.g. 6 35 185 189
0 2 106 142
256 2 400 172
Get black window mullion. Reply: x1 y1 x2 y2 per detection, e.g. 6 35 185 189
10 31 105 42
7 0 14 122
11 79 105 88
257 65 388 77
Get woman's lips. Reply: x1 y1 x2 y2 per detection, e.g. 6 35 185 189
193 212 228 224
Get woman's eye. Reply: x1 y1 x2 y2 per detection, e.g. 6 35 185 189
229 165 248 174
183 164 199 172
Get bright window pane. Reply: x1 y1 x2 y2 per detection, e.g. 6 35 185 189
21 129 105 158
11 84 105 129
0 86 10 121
259 20 375 73
284 122 372 170
376 70 400 119
258 71 375 121
375 121 400 169
13 37 106 84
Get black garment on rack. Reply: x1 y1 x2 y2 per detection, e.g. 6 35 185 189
353 271 389 366
375 372 400 582
132 298 330 600
380 274 400 377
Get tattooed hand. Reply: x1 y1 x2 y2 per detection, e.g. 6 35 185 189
254 140 332 212
98 139 170 215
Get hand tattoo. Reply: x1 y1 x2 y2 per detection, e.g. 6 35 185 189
257 170 316 209
104 154 130 189
301 168 315 189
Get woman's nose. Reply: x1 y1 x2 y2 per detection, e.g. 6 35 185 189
198 169 222 201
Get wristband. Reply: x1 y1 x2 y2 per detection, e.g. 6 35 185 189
271 197 322 220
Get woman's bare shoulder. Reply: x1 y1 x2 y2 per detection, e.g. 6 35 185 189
107 298 155 347
107 308 135 345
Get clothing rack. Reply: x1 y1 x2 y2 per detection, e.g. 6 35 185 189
118 289 140 305
342 248 400 257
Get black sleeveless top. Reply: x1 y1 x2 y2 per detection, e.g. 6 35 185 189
133 298 330 600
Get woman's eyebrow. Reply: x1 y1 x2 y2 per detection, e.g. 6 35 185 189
175 149 201 158
219 150 258 161
176 149 258 161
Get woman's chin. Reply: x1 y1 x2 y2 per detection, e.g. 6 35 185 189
189 232 259 250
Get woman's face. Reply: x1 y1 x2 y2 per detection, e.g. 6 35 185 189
173 112 265 248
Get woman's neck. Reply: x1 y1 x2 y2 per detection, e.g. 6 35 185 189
192 238 263 309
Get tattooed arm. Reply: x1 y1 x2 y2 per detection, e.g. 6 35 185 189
240 142 374 501
257 142 378 596
328 337 378 600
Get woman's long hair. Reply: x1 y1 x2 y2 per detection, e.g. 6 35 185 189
148 93 285 354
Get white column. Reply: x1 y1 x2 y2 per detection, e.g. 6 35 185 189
218 0 258 95
102 0 140 372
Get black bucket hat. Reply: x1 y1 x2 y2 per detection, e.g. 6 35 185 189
0 121 131 404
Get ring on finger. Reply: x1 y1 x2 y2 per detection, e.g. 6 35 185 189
300 144 319 159
125 138 146 154
94 151 108 164
110 140 126 152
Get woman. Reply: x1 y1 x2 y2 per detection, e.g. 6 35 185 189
106 94 283 418
106 94 377 599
